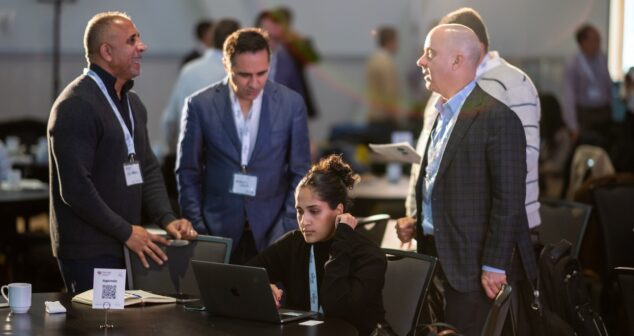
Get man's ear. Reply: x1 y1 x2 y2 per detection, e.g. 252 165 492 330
99 43 112 62
452 54 463 70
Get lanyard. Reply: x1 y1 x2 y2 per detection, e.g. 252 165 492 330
84 68 136 159
308 245 322 313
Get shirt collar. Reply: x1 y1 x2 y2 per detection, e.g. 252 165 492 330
89 63 134 97
228 84 264 117
435 80 477 118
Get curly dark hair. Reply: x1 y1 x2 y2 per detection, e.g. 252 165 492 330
297 154 359 210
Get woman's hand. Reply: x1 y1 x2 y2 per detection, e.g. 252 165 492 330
270 284 284 309
335 213 358 230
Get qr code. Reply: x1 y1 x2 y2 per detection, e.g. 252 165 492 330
102 284 116 299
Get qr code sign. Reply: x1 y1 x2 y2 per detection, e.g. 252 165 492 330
102 284 117 299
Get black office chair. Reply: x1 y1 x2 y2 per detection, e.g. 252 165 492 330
536 199 592 258
382 248 437 336
616 267 634 335
355 213 390 246
481 285 513 336
591 181 634 278
124 234 232 299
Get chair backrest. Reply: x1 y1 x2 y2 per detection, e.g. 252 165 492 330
355 214 390 246
591 182 634 274
124 234 232 297
481 284 513 336
566 145 615 199
382 248 437 336
536 199 592 258
616 267 634 336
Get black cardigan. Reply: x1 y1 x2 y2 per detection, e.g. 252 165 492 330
48 70 176 260
248 224 387 335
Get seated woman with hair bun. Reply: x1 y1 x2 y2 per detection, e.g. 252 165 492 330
248 154 388 336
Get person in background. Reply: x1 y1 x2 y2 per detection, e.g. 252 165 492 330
181 19 213 67
255 11 307 107
177 28 311 265
273 6 320 118
396 24 537 336
366 26 402 144
562 23 613 149
162 19 241 157
249 154 388 336
48 12 196 293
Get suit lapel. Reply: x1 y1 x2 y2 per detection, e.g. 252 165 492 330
215 83 241 153
250 81 274 162
435 86 485 181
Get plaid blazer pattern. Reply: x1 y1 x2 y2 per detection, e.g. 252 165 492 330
415 85 538 292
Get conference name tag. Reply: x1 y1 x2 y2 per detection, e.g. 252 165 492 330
231 173 257 196
92 268 126 310
123 162 143 186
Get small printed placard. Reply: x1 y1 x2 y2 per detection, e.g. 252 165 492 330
92 268 126 310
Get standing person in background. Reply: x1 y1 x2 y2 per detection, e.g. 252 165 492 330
274 6 320 118
562 23 613 149
366 26 402 144
405 7 541 231
177 28 311 265
162 19 241 157
249 154 388 336
180 19 213 68
48 12 196 293
256 11 308 109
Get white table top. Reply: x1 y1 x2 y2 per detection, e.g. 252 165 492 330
350 175 410 200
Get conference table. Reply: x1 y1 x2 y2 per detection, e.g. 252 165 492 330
0 293 359 336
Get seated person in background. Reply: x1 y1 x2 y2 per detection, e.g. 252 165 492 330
248 154 388 336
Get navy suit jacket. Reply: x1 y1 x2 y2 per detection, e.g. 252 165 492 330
176 79 311 251
415 85 538 292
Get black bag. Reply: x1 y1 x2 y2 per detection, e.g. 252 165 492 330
537 240 609 336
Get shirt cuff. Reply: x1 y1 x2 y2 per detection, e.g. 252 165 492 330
482 265 506 274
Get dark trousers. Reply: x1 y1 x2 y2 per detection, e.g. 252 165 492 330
57 255 124 293
229 229 258 265
417 235 496 336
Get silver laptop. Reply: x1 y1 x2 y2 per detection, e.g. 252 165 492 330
191 260 317 323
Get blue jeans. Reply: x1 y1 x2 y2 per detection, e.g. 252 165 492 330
57 255 124 293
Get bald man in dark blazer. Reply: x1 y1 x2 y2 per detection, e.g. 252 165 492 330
397 24 537 335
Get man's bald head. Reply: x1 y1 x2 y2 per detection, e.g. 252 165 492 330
432 24 481 67
84 11 132 64
417 24 481 98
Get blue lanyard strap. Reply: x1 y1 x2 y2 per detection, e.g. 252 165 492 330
309 245 323 313
84 68 136 157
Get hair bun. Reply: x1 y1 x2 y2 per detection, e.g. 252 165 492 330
317 154 359 190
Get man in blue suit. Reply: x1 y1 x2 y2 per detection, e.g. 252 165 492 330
177 28 311 264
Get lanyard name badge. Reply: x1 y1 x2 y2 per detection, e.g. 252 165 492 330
84 69 143 186
230 100 257 197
